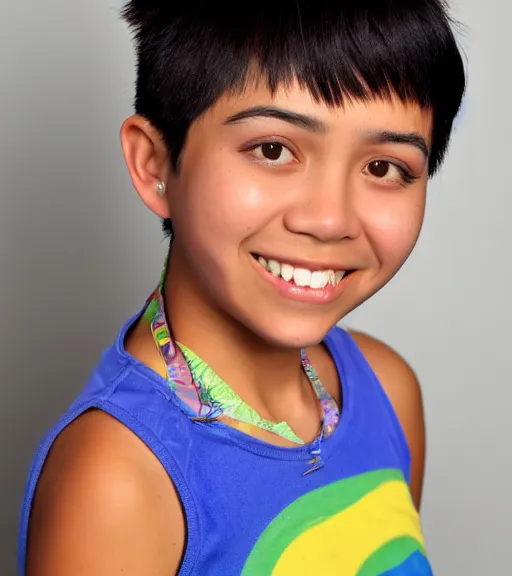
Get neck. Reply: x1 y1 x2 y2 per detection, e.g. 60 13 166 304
164 247 313 416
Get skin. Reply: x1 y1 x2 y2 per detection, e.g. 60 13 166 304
27 80 429 575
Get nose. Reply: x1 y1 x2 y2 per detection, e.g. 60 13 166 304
283 174 361 243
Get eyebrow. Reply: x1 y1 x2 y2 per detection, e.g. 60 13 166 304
224 107 429 158
366 131 430 159
224 106 327 134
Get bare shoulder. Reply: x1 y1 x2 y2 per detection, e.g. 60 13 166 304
26 410 185 576
348 330 421 400
348 330 426 509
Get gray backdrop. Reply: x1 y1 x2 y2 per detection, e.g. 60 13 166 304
1 1 510 574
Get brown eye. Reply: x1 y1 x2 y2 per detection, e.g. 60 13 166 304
261 143 283 161
367 160 390 178
248 142 295 166
363 159 415 186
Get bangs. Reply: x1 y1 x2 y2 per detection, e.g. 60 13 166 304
124 0 466 177
236 2 460 111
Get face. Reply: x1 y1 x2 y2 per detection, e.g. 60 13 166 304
161 82 431 348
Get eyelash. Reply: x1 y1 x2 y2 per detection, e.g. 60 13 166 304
384 164 418 186
243 140 419 186
243 140 298 166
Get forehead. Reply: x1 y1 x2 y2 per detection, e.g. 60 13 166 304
204 78 433 144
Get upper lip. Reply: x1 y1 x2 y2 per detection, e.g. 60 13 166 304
251 252 353 272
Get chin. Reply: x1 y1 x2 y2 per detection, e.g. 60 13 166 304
243 314 338 350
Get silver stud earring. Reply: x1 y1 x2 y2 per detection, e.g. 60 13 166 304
156 180 166 196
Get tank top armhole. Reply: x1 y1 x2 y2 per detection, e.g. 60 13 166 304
18 399 200 576
325 325 412 484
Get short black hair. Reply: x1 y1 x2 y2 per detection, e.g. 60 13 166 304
122 0 466 238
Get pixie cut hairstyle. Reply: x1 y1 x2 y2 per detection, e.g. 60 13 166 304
122 0 466 237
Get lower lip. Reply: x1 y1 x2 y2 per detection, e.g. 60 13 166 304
251 257 354 305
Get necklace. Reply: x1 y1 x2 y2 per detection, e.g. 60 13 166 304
143 272 340 444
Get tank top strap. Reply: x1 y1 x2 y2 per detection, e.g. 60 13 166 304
324 326 412 482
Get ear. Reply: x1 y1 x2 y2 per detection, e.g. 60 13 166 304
120 115 172 219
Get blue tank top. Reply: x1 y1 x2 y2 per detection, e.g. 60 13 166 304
18 310 433 575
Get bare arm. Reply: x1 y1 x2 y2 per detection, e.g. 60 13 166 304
349 331 426 510
26 410 185 576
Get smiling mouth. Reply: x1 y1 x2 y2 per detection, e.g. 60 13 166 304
251 253 354 289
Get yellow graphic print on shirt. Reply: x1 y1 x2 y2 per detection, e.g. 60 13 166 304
242 469 433 575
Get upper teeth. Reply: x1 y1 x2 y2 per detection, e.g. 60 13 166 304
256 256 347 288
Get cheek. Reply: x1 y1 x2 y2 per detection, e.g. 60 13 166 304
360 191 426 268
175 157 281 248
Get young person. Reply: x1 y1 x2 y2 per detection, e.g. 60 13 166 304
19 1 465 574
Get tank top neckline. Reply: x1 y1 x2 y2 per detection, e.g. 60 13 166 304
116 305 355 464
